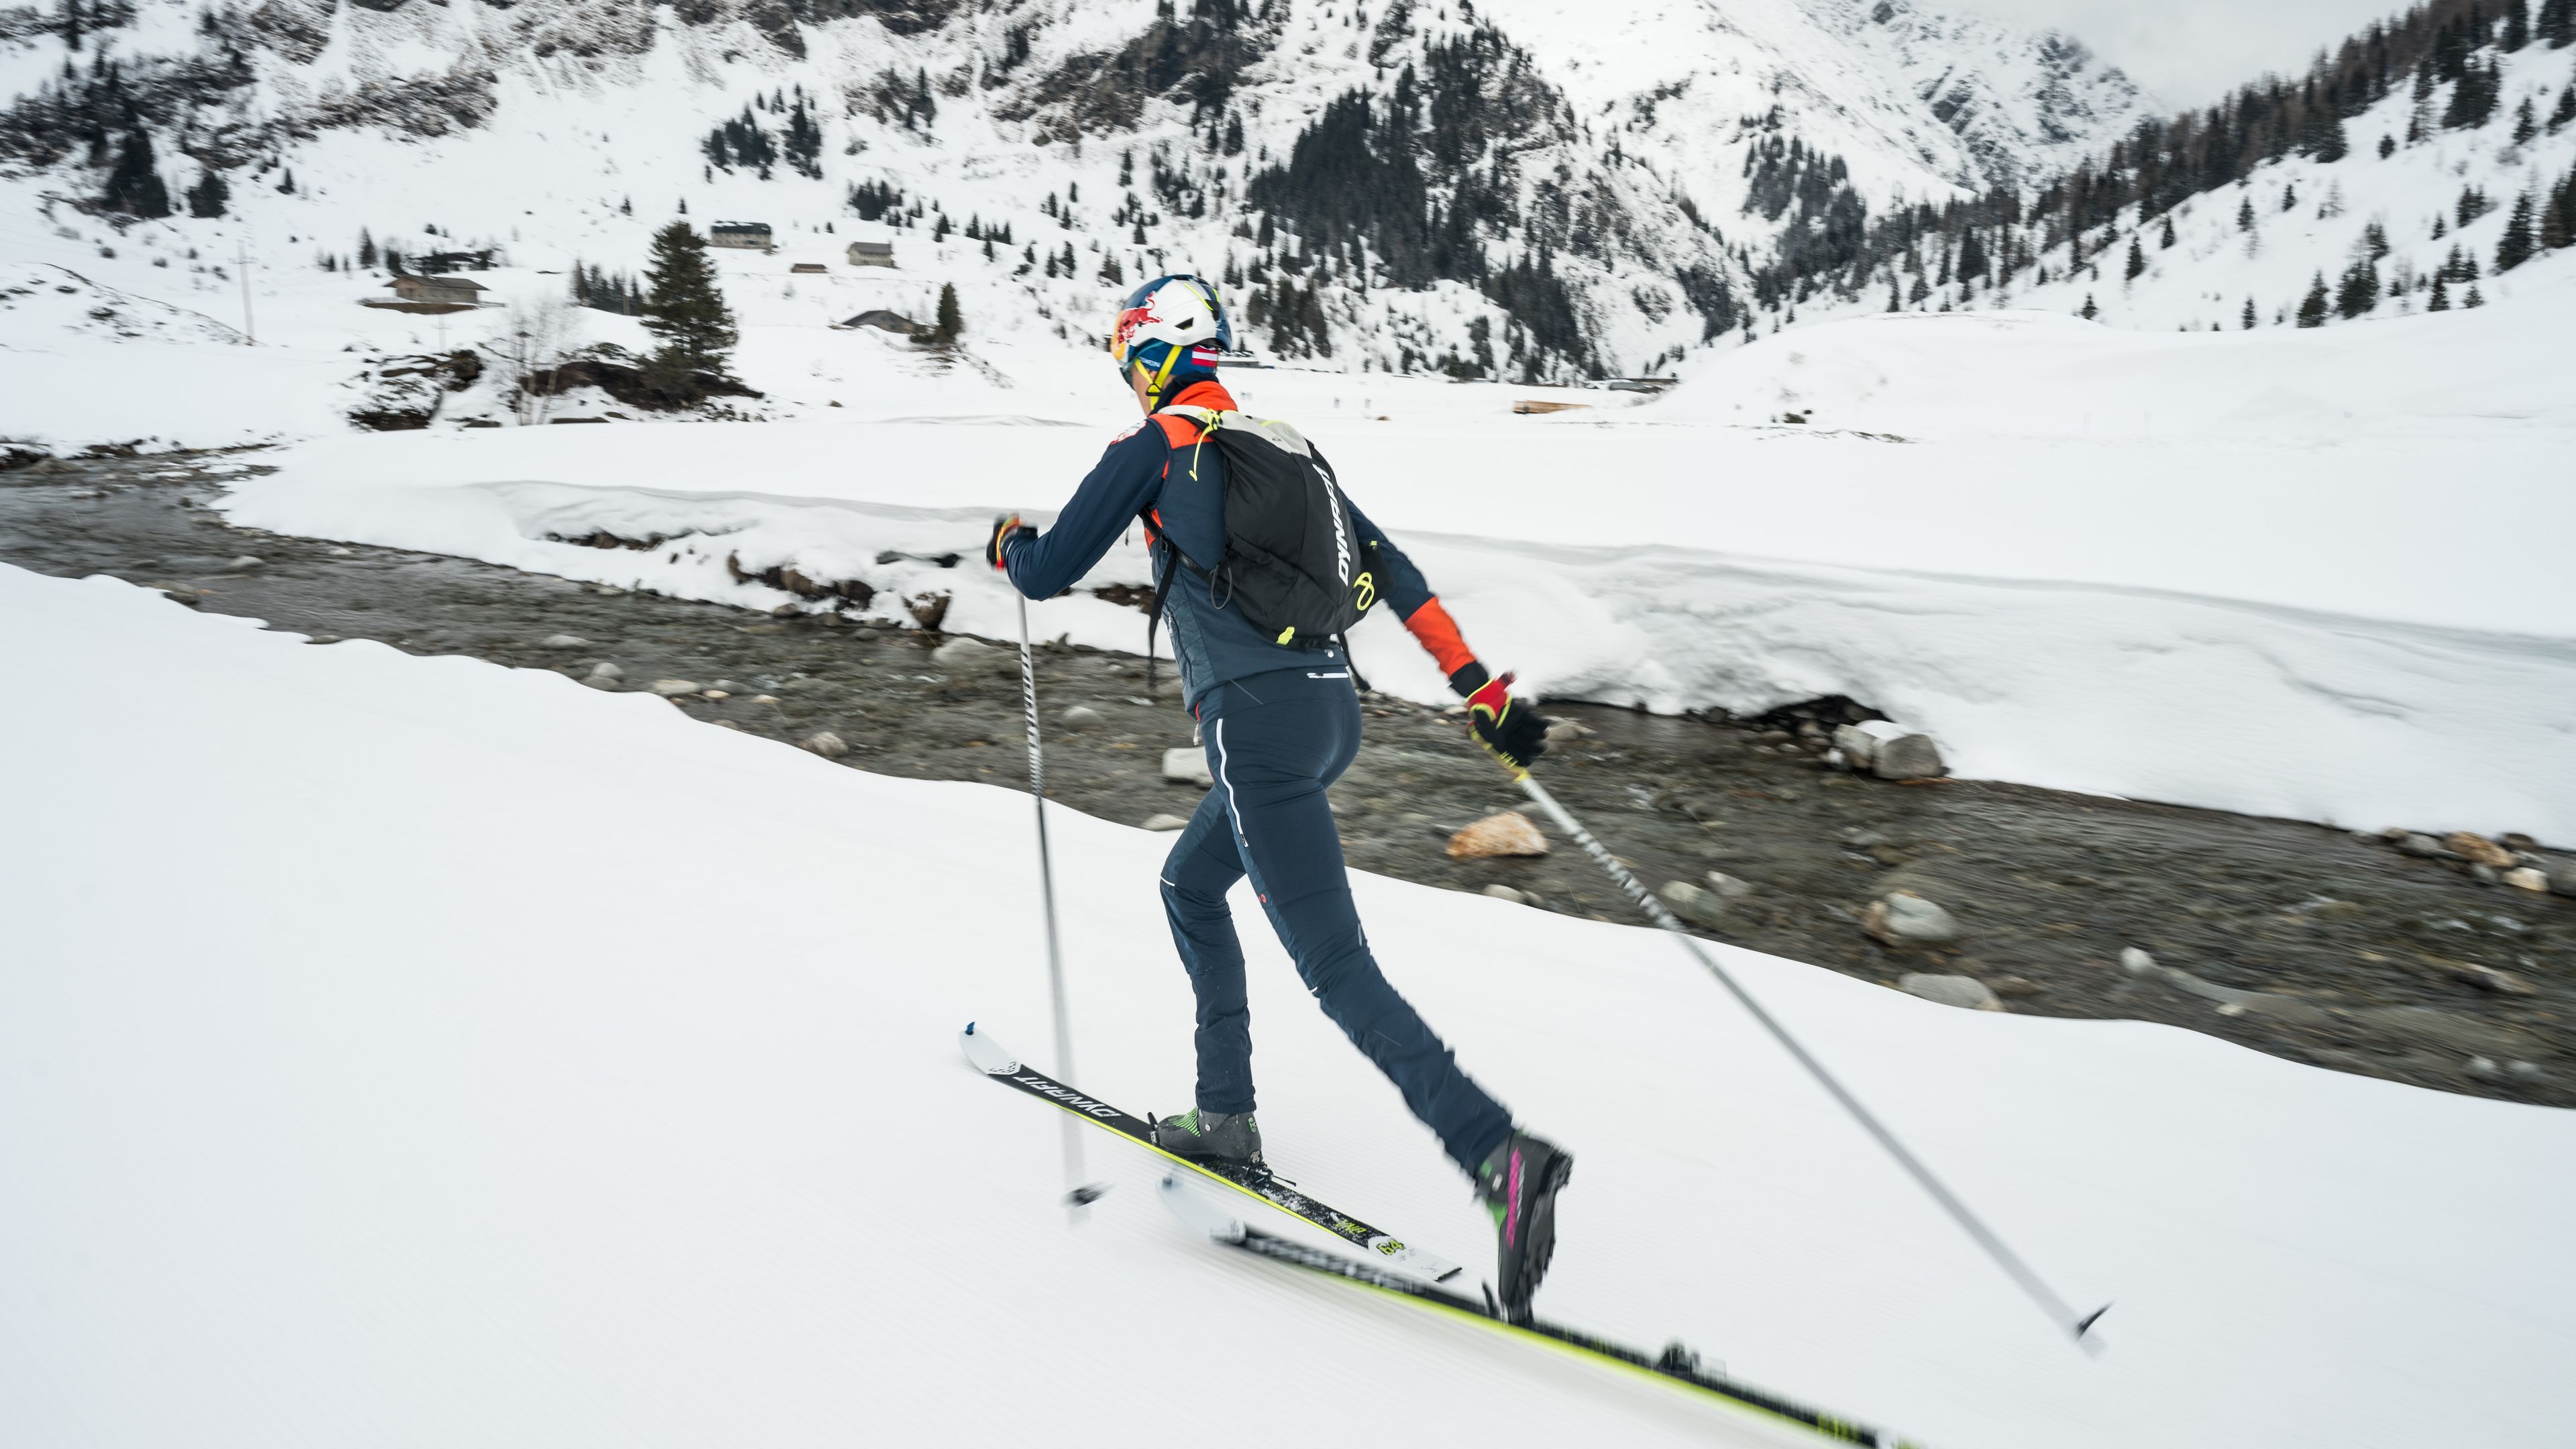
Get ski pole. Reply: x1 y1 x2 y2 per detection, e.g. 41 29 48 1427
1513 770 2110 1351
1016 596 1104 1214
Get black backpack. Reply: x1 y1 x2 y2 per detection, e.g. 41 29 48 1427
1144 407 1377 693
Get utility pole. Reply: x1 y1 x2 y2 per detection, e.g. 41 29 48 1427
235 232 254 345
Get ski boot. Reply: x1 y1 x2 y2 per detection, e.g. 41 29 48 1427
1150 1108 1264 1169
1474 1130 1572 1322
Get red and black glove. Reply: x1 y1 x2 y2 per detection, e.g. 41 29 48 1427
1450 662 1548 773
985 513 1035 572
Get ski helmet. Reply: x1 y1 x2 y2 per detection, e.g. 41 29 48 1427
1111 274 1232 405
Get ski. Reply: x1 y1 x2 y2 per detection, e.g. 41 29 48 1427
961 1022 1463 1283
1159 1176 1921 1448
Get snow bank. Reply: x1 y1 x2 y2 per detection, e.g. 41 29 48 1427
1654 258 2576 442
223 412 2576 841
5 561 2573 1448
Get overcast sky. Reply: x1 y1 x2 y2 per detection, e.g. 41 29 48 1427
1955 0 2413 109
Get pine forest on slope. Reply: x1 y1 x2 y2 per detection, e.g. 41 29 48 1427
5 0 2141 380
1 0 2571 376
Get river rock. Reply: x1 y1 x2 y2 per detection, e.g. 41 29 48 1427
537 633 590 649
1830 724 1878 768
581 674 621 691
1658 880 1728 929
223 555 263 572
1704 871 1755 902
649 679 701 696
931 637 997 669
2432 959 2536 995
1899 973 2002 1010
1863 890 1960 945
1163 748 1213 788
586 661 625 681
1448 812 1549 859
1061 705 1106 729
2551 861 2576 897
1141 813 1191 831
2118 947 2157 975
1872 734 1946 781
2500 865 2549 891
2394 833 2451 859
1482 884 1530 904
800 731 849 759
2444 832 2516 869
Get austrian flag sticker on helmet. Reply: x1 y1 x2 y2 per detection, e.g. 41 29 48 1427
1191 343 1222 366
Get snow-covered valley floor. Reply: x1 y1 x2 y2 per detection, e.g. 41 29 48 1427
5 561 2573 1448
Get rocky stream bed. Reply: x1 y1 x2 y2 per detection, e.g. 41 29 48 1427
5 449 2570 1108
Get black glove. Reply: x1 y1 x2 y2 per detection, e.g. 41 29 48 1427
1450 662 1548 774
986 513 1035 572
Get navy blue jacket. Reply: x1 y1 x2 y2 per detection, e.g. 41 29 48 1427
1000 380 1481 708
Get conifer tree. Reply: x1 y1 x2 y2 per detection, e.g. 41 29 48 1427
2463 282 2484 307
639 221 738 406
185 168 228 219
2429 274 2451 309
102 129 170 217
2443 56 2502 129
2514 97 2538 144
2078 292 2097 320
2312 110 2349 162
358 228 377 268
2124 235 2146 280
2241 296 2257 329
2543 0 2576 46
2297 272 2330 327
2159 215 2176 249
931 282 962 343
2504 0 2531 50
2334 258 2379 317
2555 86 2576 130
2541 176 2573 249
2495 190 2538 269
2237 196 2255 230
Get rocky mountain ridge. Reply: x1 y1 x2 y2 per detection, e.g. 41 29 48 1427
1 0 2147 376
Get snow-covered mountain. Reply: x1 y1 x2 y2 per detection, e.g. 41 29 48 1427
0 0 2144 378
1763 1 2576 337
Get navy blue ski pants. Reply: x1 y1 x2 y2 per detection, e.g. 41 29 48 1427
1160 666 1513 1175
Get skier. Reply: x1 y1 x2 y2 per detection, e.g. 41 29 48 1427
984 275 1572 1316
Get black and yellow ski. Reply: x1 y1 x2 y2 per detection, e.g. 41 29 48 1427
961 1023 1464 1283
1157 1175 1923 1447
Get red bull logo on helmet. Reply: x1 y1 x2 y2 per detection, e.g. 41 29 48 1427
1114 299 1163 358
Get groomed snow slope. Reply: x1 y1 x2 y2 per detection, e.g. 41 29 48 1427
5 564 2576 1448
